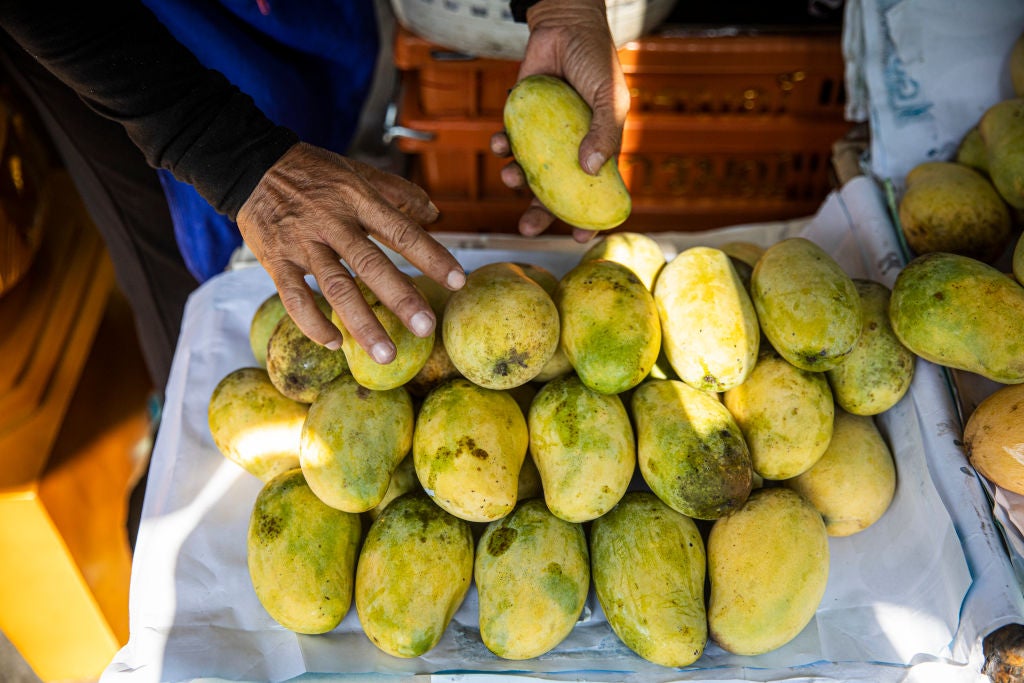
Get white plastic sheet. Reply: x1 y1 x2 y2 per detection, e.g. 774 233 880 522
102 178 1023 683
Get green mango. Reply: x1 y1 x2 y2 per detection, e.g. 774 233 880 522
555 258 661 395
527 374 635 522
249 292 287 367
750 237 862 372
475 499 589 660
299 373 414 513
355 492 474 658
247 468 362 634
504 74 631 231
825 279 915 416
956 125 988 175
889 252 1024 383
980 97 1024 209
590 492 707 668
265 294 349 403
632 379 752 519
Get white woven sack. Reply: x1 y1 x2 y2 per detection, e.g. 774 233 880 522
390 0 677 60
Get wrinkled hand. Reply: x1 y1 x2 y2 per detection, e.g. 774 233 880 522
237 142 465 364
491 0 630 242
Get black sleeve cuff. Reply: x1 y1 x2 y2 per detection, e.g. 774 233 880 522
510 0 543 23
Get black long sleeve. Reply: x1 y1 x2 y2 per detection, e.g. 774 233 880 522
0 0 299 220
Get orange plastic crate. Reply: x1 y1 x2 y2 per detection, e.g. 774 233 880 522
391 25 852 233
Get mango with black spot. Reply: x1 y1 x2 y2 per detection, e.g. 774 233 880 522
443 262 560 390
632 379 752 519
556 258 661 395
247 468 362 634
475 498 589 659
266 293 349 403
528 374 634 522
590 492 707 667
413 378 528 522
355 492 474 657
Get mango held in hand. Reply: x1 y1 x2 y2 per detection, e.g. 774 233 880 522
964 383 1024 495
528 374 635 522
654 246 760 392
632 379 752 519
355 492 474 658
785 408 897 536
413 378 528 522
443 262 559 390
707 487 829 656
590 492 707 668
751 237 862 372
333 278 434 391
475 499 590 660
299 373 414 513
247 468 362 634
723 349 834 480
556 258 661 394
825 279 915 416
208 367 307 481
889 252 1024 384
504 74 631 231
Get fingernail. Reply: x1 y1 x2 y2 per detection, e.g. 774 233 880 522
447 269 466 289
585 152 606 174
371 342 395 364
325 339 342 351
410 311 433 337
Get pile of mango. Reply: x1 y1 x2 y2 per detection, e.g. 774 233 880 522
210 225 1013 667
895 31 1024 498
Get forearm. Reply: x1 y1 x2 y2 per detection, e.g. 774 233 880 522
0 0 297 219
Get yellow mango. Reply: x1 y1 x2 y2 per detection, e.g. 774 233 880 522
364 454 420 522
405 275 462 398
654 246 760 392
443 262 560 390
707 487 829 656
475 499 589 660
413 378 528 522
527 374 635 522
556 258 661 394
980 97 1024 209
247 468 362 634
719 240 765 269
333 278 434 391
517 262 574 383
889 252 1024 383
355 492 474 658
898 161 1012 262
579 231 666 290
632 379 752 519
266 295 350 403
249 292 287 367
590 492 707 668
208 367 307 481
964 383 1024 495
723 349 834 480
786 409 897 536
956 125 988 175
299 373 414 513
504 74 631 231
825 279 915 416
750 237 862 372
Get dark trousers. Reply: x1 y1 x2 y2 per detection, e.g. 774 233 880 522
0 30 199 399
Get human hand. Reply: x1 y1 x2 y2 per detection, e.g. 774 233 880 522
491 0 630 242
237 142 466 364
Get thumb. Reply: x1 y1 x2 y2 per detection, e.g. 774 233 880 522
578 82 630 175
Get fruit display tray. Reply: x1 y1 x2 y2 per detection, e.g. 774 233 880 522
101 177 1023 683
